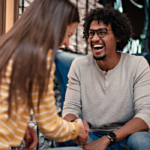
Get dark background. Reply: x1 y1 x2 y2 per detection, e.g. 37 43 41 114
98 0 150 52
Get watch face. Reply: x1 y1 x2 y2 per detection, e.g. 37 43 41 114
106 132 116 146
109 132 116 139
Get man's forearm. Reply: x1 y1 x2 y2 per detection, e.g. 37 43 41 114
64 114 78 122
113 117 149 141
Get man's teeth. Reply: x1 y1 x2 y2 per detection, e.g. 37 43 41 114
94 45 104 48
93 45 104 50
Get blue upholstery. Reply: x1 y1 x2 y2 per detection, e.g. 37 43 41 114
55 52 150 109
55 51 85 107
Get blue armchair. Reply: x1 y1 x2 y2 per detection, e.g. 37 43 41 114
55 51 86 108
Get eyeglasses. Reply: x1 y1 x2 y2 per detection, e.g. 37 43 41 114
87 28 111 39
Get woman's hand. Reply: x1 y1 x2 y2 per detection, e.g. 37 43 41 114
75 118 86 136
74 119 90 145
22 126 38 150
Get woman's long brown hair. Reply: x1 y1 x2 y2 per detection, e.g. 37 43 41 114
0 0 79 116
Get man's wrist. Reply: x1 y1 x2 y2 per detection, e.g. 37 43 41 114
102 135 111 145
64 114 77 122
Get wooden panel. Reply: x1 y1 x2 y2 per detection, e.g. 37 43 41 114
0 0 6 35
5 0 15 32
5 0 19 33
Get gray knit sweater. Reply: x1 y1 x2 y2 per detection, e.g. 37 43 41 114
62 53 150 132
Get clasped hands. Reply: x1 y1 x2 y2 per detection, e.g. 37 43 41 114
73 119 90 145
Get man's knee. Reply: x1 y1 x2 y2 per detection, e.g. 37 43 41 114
126 132 150 150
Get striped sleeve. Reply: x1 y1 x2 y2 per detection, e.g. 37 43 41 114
32 51 79 142
0 59 29 149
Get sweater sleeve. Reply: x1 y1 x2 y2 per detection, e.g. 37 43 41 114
133 57 150 128
32 61 79 142
62 59 82 118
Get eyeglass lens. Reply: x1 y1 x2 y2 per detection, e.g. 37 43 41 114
88 28 107 39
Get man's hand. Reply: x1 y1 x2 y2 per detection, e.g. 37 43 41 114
22 126 38 150
74 119 90 145
82 135 110 150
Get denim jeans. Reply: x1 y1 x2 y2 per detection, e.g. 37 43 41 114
56 130 150 149
88 131 150 150
12 147 82 150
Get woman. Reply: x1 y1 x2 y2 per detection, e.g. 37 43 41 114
0 0 86 149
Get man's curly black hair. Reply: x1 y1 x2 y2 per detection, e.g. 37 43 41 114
83 4 133 51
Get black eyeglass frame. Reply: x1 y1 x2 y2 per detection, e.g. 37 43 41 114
87 28 111 39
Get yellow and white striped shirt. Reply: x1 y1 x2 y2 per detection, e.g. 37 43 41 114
0 50 79 149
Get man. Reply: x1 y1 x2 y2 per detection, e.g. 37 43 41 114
63 5 150 150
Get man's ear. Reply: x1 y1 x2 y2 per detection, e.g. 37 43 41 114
116 39 120 42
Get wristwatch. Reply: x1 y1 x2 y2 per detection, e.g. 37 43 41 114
105 132 116 146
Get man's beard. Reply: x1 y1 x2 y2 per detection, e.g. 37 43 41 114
93 55 106 60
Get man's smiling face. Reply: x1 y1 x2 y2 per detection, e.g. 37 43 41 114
88 20 119 61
